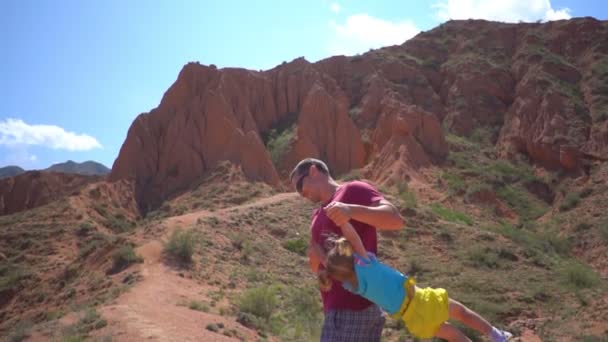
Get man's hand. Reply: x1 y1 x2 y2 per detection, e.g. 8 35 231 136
308 242 326 273
324 201 352 227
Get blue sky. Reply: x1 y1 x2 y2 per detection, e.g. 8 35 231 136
1 0 606 170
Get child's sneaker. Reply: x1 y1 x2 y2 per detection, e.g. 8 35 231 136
491 327 513 342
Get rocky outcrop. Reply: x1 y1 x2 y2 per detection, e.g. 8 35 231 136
495 19 608 174
110 18 607 212
0 171 99 216
110 59 394 211
110 65 281 212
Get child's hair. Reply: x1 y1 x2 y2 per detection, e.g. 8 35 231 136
318 237 356 291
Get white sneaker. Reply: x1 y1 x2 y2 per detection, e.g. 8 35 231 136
491 327 513 342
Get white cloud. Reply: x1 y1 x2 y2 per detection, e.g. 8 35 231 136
545 7 572 21
0 118 102 151
328 14 420 56
433 0 571 23
330 3 341 14
29 154 37 161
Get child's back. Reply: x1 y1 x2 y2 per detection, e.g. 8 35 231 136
344 253 408 316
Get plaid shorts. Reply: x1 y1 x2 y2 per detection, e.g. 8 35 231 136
320 304 385 342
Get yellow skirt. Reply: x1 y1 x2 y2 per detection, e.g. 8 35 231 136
392 280 450 339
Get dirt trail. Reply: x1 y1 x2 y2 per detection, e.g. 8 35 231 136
93 192 298 341
166 192 298 227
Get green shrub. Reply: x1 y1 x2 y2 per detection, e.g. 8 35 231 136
447 152 473 171
283 238 307 256
238 285 277 321
599 222 608 243
561 262 599 290
441 172 466 194
76 222 95 236
467 247 499 268
61 264 79 283
266 127 295 165
46 310 65 321
437 230 454 243
79 235 108 259
464 182 493 203
575 222 592 231
161 203 172 212
497 185 548 220
485 159 536 185
430 204 473 226
6 320 32 342
0 263 30 293
165 229 196 265
111 245 143 272
580 187 593 198
485 160 519 184
105 214 135 233
61 308 107 338
498 222 570 259
88 187 101 199
397 183 418 208
205 323 220 332
579 335 608 342
93 204 108 218
537 227 570 256
189 300 209 312
79 308 107 330
470 127 494 144
559 192 581 211
273 286 323 340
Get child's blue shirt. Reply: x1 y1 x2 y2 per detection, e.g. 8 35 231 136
342 252 408 315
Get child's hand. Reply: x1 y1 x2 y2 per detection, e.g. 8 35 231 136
338 222 368 257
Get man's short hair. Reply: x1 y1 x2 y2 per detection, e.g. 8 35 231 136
290 158 330 181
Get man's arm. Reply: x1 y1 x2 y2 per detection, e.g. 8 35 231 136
325 199 404 231
349 199 404 230
308 240 326 273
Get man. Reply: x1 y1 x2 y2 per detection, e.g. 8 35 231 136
290 158 404 342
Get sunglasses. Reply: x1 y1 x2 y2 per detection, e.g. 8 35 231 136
296 171 309 193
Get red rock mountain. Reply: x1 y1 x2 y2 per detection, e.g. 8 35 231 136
0 171 100 216
110 18 608 212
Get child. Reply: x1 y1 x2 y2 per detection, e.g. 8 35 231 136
317 221 513 342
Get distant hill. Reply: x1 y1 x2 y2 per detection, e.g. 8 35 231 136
0 166 25 179
45 160 110 176
0 161 110 180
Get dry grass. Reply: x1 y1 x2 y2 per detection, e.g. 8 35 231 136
2 150 608 341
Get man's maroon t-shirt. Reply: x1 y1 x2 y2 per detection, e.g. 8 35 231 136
311 180 384 312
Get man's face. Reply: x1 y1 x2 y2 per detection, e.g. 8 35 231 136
292 167 319 202
295 170 308 194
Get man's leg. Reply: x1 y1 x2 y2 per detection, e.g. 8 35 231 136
320 305 385 342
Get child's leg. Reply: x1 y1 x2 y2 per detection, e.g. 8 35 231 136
434 322 471 342
447 299 492 335
448 299 513 341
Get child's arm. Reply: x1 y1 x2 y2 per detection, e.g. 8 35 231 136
339 221 368 257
